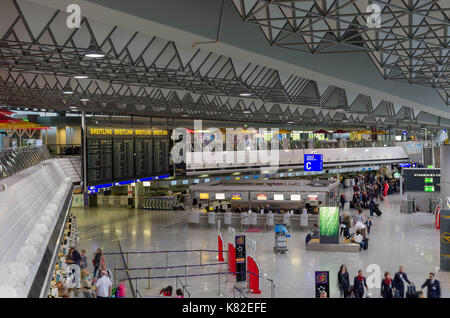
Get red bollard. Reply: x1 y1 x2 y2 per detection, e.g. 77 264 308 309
228 243 236 275
248 256 261 294
218 234 225 261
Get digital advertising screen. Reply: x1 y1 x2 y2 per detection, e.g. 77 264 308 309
231 193 242 200
273 194 284 201
319 207 339 244
199 193 209 200
215 193 225 200
257 194 267 201
290 194 301 201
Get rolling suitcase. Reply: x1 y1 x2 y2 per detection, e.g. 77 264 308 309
363 237 369 250
349 201 355 209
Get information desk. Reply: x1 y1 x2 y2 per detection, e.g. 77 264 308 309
188 210 318 231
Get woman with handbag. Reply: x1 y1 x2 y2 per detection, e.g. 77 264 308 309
338 264 351 298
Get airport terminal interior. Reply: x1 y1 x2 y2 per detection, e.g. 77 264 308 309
0 0 450 300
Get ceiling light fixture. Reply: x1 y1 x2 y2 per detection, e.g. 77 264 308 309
62 82 74 94
239 93 252 97
85 38 105 58
80 98 90 102
74 75 89 79
243 110 251 114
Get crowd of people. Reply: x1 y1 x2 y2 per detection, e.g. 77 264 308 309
337 265 441 298
341 173 401 212
62 246 126 298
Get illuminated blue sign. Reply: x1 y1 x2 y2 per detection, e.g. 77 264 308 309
304 154 323 172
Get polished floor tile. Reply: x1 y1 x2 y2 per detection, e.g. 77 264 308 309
72 189 449 298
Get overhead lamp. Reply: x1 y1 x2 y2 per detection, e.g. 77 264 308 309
80 98 90 102
85 38 105 58
182 114 189 117
288 121 294 124
74 74 89 79
239 92 252 97
243 110 251 114
62 82 74 94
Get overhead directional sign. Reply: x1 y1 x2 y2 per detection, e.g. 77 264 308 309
304 154 323 172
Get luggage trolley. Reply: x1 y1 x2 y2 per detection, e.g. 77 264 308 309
274 224 290 254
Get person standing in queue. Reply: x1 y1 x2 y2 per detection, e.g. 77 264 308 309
66 246 81 289
92 248 103 279
353 270 368 298
420 273 441 298
340 193 346 210
393 265 411 298
381 272 395 298
338 264 351 298
95 270 112 298
235 205 243 213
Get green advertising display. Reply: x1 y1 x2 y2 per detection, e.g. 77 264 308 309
319 207 340 244
424 178 433 183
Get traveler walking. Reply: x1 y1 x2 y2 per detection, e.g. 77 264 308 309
381 272 395 298
420 273 441 298
338 264 351 298
353 270 368 298
393 265 412 298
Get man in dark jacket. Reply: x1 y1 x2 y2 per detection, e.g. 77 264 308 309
393 265 411 298
353 270 368 298
66 246 81 289
421 273 441 298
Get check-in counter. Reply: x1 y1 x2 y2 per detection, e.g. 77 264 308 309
188 210 318 230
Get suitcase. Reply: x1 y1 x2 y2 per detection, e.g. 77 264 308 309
350 202 355 209
363 237 369 250
406 284 418 298
375 207 382 216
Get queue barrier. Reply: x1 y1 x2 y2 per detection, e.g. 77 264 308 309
126 270 273 298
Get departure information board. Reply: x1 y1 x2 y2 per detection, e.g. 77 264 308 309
403 168 440 192
86 127 170 186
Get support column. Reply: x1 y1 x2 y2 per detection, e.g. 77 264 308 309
82 110 88 207
135 182 139 210
439 144 450 271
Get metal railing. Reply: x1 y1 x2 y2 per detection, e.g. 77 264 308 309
176 276 191 298
0 145 51 182
233 286 247 298
126 270 274 298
